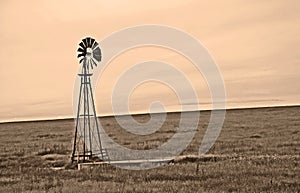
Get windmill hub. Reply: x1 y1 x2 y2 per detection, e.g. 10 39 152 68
86 48 92 55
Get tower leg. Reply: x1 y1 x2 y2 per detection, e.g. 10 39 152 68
86 76 93 158
88 80 104 159
71 75 83 163
83 74 86 162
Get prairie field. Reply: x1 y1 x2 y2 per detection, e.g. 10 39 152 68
0 106 299 192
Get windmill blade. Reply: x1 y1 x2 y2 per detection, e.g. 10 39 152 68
92 41 98 49
77 47 85 54
83 38 88 47
79 42 86 50
79 58 85 64
90 59 94 70
87 37 91 47
77 53 85 58
90 38 95 48
91 57 98 67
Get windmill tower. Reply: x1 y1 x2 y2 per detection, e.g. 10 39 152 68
71 37 108 163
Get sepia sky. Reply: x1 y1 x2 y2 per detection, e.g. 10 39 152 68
0 0 300 122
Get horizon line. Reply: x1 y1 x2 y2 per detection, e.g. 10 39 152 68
0 104 299 124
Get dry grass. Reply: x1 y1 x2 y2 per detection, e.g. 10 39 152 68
0 106 299 192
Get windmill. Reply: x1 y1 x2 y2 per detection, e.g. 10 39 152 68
71 37 108 163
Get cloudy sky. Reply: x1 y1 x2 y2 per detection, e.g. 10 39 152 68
0 0 299 122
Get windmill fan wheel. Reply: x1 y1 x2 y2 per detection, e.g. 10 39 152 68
77 37 101 69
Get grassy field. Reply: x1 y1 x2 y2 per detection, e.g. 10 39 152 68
0 106 299 192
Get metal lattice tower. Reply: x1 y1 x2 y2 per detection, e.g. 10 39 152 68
71 37 108 163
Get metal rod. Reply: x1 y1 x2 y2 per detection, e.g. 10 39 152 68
83 64 86 161
88 78 104 159
71 71 84 163
77 73 93 76
86 68 93 157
